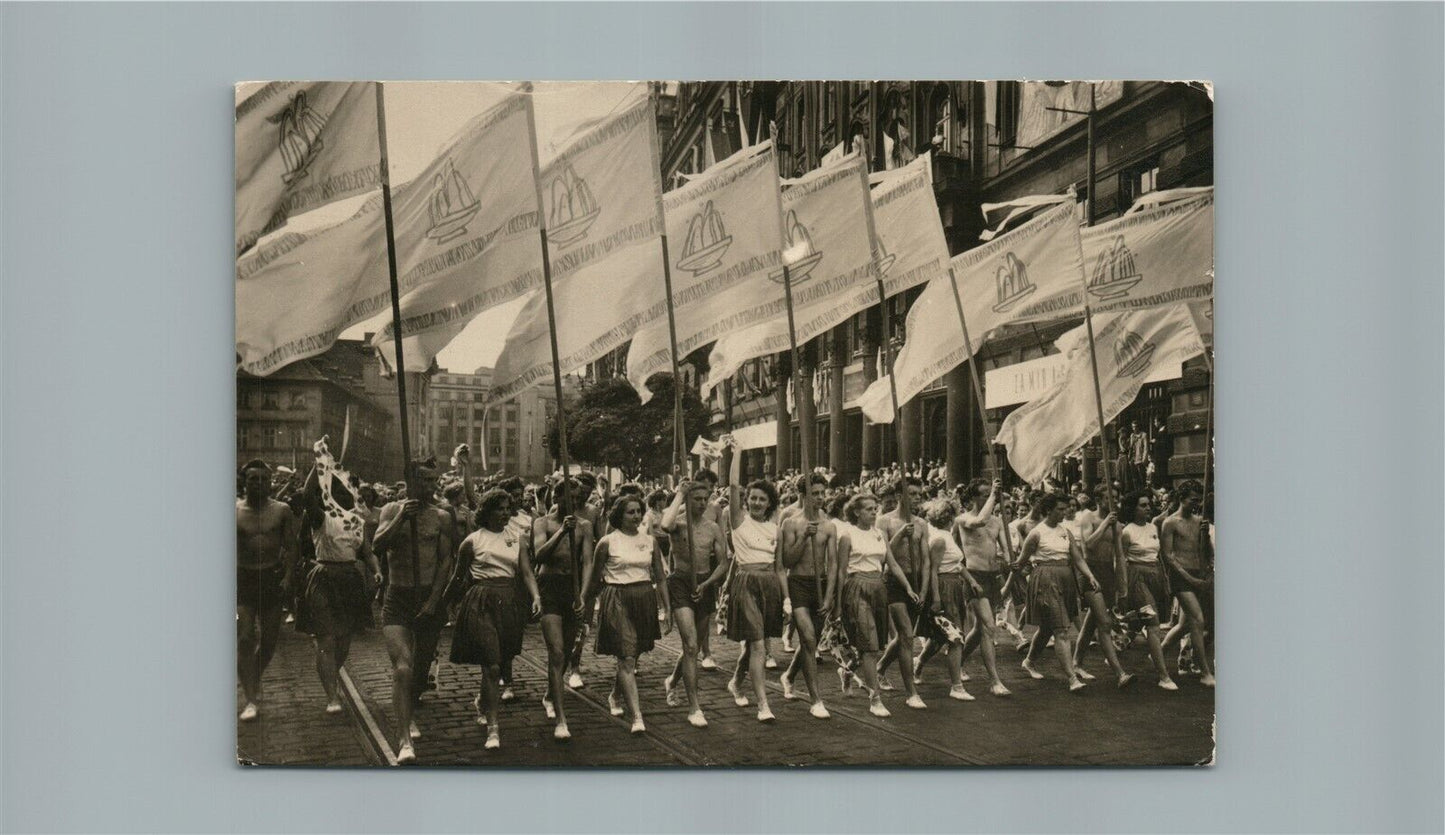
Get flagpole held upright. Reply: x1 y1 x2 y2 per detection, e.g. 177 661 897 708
373 82 420 588
943 266 999 476
1076 82 1117 508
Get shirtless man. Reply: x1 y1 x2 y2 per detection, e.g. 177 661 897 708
532 477 594 734
1161 480 1215 687
562 473 603 688
689 469 726 669
778 472 835 719
236 460 298 722
661 481 729 727
373 459 457 763
875 476 929 701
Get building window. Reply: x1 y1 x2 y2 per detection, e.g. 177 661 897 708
505 405 518 423
473 392 485 402
996 81 1021 149
930 85 954 155
288 392 307 411
1120 163 1160 213
262 391 280 410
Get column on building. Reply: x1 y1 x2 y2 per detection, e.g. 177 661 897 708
828 325 847 478
772 352 792 477
795 342 818 472
859 310 881 471
945 364 974 484
894 336 921 469
719 379 735 485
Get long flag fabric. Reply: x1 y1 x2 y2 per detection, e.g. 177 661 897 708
485 90 665 407
236 82 381 256
858 200 1086 423
700 152 878 396
994 305 1204 484
1079 189 1213 313
372 89 544 372
236 194 389 376
625 142 785 402
841 152 953 319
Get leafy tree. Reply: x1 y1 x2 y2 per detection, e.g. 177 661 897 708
546 373 710 478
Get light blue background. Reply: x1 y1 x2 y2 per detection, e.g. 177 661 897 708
2 2 1441 832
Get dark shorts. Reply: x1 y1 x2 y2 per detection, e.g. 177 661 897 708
788 574 824 614
968 570 1005 608
884 575 914 608
237 564 285 614
667 573 715 615
596 582 660 658
381 584 447 630
296 561 373 637
537 572 578 623
1086 560 1118 602
449 579 526 667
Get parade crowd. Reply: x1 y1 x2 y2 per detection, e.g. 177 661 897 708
236 440 1214 764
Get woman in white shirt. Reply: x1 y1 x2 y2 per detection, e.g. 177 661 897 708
449 489 542 749
577 495 673 734
718 479 788 723
826 492 920 718
1119 490 1178 691
1017 493 1099 693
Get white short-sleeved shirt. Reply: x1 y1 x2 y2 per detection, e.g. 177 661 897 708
599 530 655 585
465 527 520 580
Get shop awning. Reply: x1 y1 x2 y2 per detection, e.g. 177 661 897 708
729 420 778 451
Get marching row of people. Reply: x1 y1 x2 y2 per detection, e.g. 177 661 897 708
237 444 1214 764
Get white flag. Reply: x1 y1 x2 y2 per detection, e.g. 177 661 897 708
372 90 544 372
843 151 952 311
701 152 877 396
858 200 1085 423
486 91 666 407
625 142 785 402
235 82 380 256
1079 190 1213 313
994 305 1203 484
236 194 389 376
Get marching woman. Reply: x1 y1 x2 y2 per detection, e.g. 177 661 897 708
826 493 921 717
911 498 982 700
577 494 673 734
1016 493 1094 692
449 489 541 750
1118 490 1179 690
714 478 789 723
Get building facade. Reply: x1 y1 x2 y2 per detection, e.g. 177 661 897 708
237 339 393 482
426 367 570 480
592 81 1213 487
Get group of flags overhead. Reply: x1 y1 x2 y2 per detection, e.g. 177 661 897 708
236 82 1213 483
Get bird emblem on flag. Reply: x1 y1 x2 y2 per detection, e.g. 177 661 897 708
767 210 824 284
676 200 733 275
267 90 327 185
546 162 601 245
991 251 1037 312
1114 329 1157 378
1088 234 1144 300
425 160 482 244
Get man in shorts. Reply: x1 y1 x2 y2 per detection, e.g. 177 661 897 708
1162 480 1215 687
952 478 1013 696
661 480 728 727
778 472 835 718
236 460 298 722
373 459 456 763
533 477 593 735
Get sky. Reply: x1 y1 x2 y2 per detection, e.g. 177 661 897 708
239 81 644 373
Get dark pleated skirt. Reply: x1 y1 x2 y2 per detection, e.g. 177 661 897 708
840 572 890 652
1026 563 1080 633
726 568 785 642
931 573 970 642
1126 562 1171 619
296 561 373 638
449 579 525 667
596 582 660 658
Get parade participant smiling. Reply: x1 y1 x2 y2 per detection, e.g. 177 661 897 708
577 495 672 734
717 478 788 723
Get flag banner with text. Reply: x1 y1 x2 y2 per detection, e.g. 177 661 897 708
858 200 1085 423
372 90 544 372
701 152 877 396
994 305 1204 484
626 142 785 402
236 195 389 376
236 82 380 256
486 91 665 407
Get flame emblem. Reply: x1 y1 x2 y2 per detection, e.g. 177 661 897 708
675 200 733 275
768 210 824 284
991 252 1036 313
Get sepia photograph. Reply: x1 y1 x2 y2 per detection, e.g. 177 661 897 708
235 79 1215 767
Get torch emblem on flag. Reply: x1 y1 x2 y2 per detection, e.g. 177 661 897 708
768 209 824 285
425 159 482 244
546 161 601 245
1114 329 1157 378
991 251 1036 313
1088 234 1144 300
267 91 327 185
676 200 733 275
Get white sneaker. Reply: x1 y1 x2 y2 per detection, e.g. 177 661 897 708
877 674 896 691
809 702 831 720
1021 659 1044 679
699 656 719 671
500 686 516 702
869 700 891 718
239 702 258 722
764 657 779 670
948 685 974 702
408 721 422 740
727 679 750 707
541 696 555 719
1075 667 1098 682
1158 677 1179 691
780 671 796 700
553 723 571 741
567 671 584 689
757 706 776 723
630 717 646 734
687 709 708 728
1068 678 1087 693
1117 673 1136 690
958 668 971 682
396 742 416 764
607 692 624 717
484 729 500 750
905 694 927 709
475 712 488 726
1200 673 1216 688
990 682 1012 697
663 673 681 707
324 701 343 714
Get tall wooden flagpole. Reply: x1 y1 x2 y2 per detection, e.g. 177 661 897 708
374 82 420 589
943 266 1000 475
